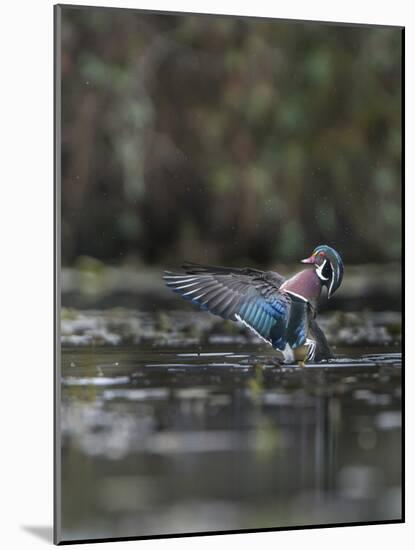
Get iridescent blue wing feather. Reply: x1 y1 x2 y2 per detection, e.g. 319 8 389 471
235 291 291 349
285 297 310 348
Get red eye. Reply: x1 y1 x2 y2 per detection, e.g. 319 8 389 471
319 252 324 257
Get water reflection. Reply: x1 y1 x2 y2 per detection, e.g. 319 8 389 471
60 344 402 542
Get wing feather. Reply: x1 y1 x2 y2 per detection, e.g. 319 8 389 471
163 263 311 350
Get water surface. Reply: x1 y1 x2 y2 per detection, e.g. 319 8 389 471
60 339 402 541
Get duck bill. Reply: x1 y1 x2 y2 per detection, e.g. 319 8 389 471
301 255 316 264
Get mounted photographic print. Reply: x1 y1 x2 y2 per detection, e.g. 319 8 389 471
54 4 404 544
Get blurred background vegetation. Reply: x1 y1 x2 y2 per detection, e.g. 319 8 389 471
60 7 402 271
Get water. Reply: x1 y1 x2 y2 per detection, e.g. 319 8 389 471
59 341 402 542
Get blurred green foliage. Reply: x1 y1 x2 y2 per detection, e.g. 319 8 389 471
60 7 402 267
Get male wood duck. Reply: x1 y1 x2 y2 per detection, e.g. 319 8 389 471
163 245 344 366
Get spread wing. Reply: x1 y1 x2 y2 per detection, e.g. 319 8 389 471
163 263 309 350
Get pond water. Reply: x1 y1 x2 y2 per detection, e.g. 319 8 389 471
59 326 402 541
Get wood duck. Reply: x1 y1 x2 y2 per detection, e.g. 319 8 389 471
163 245 344 366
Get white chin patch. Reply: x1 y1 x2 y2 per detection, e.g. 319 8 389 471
316 259 329 281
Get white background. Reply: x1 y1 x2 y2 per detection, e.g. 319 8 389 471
0 0 411 548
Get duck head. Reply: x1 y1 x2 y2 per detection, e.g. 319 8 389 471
301 245 344 298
